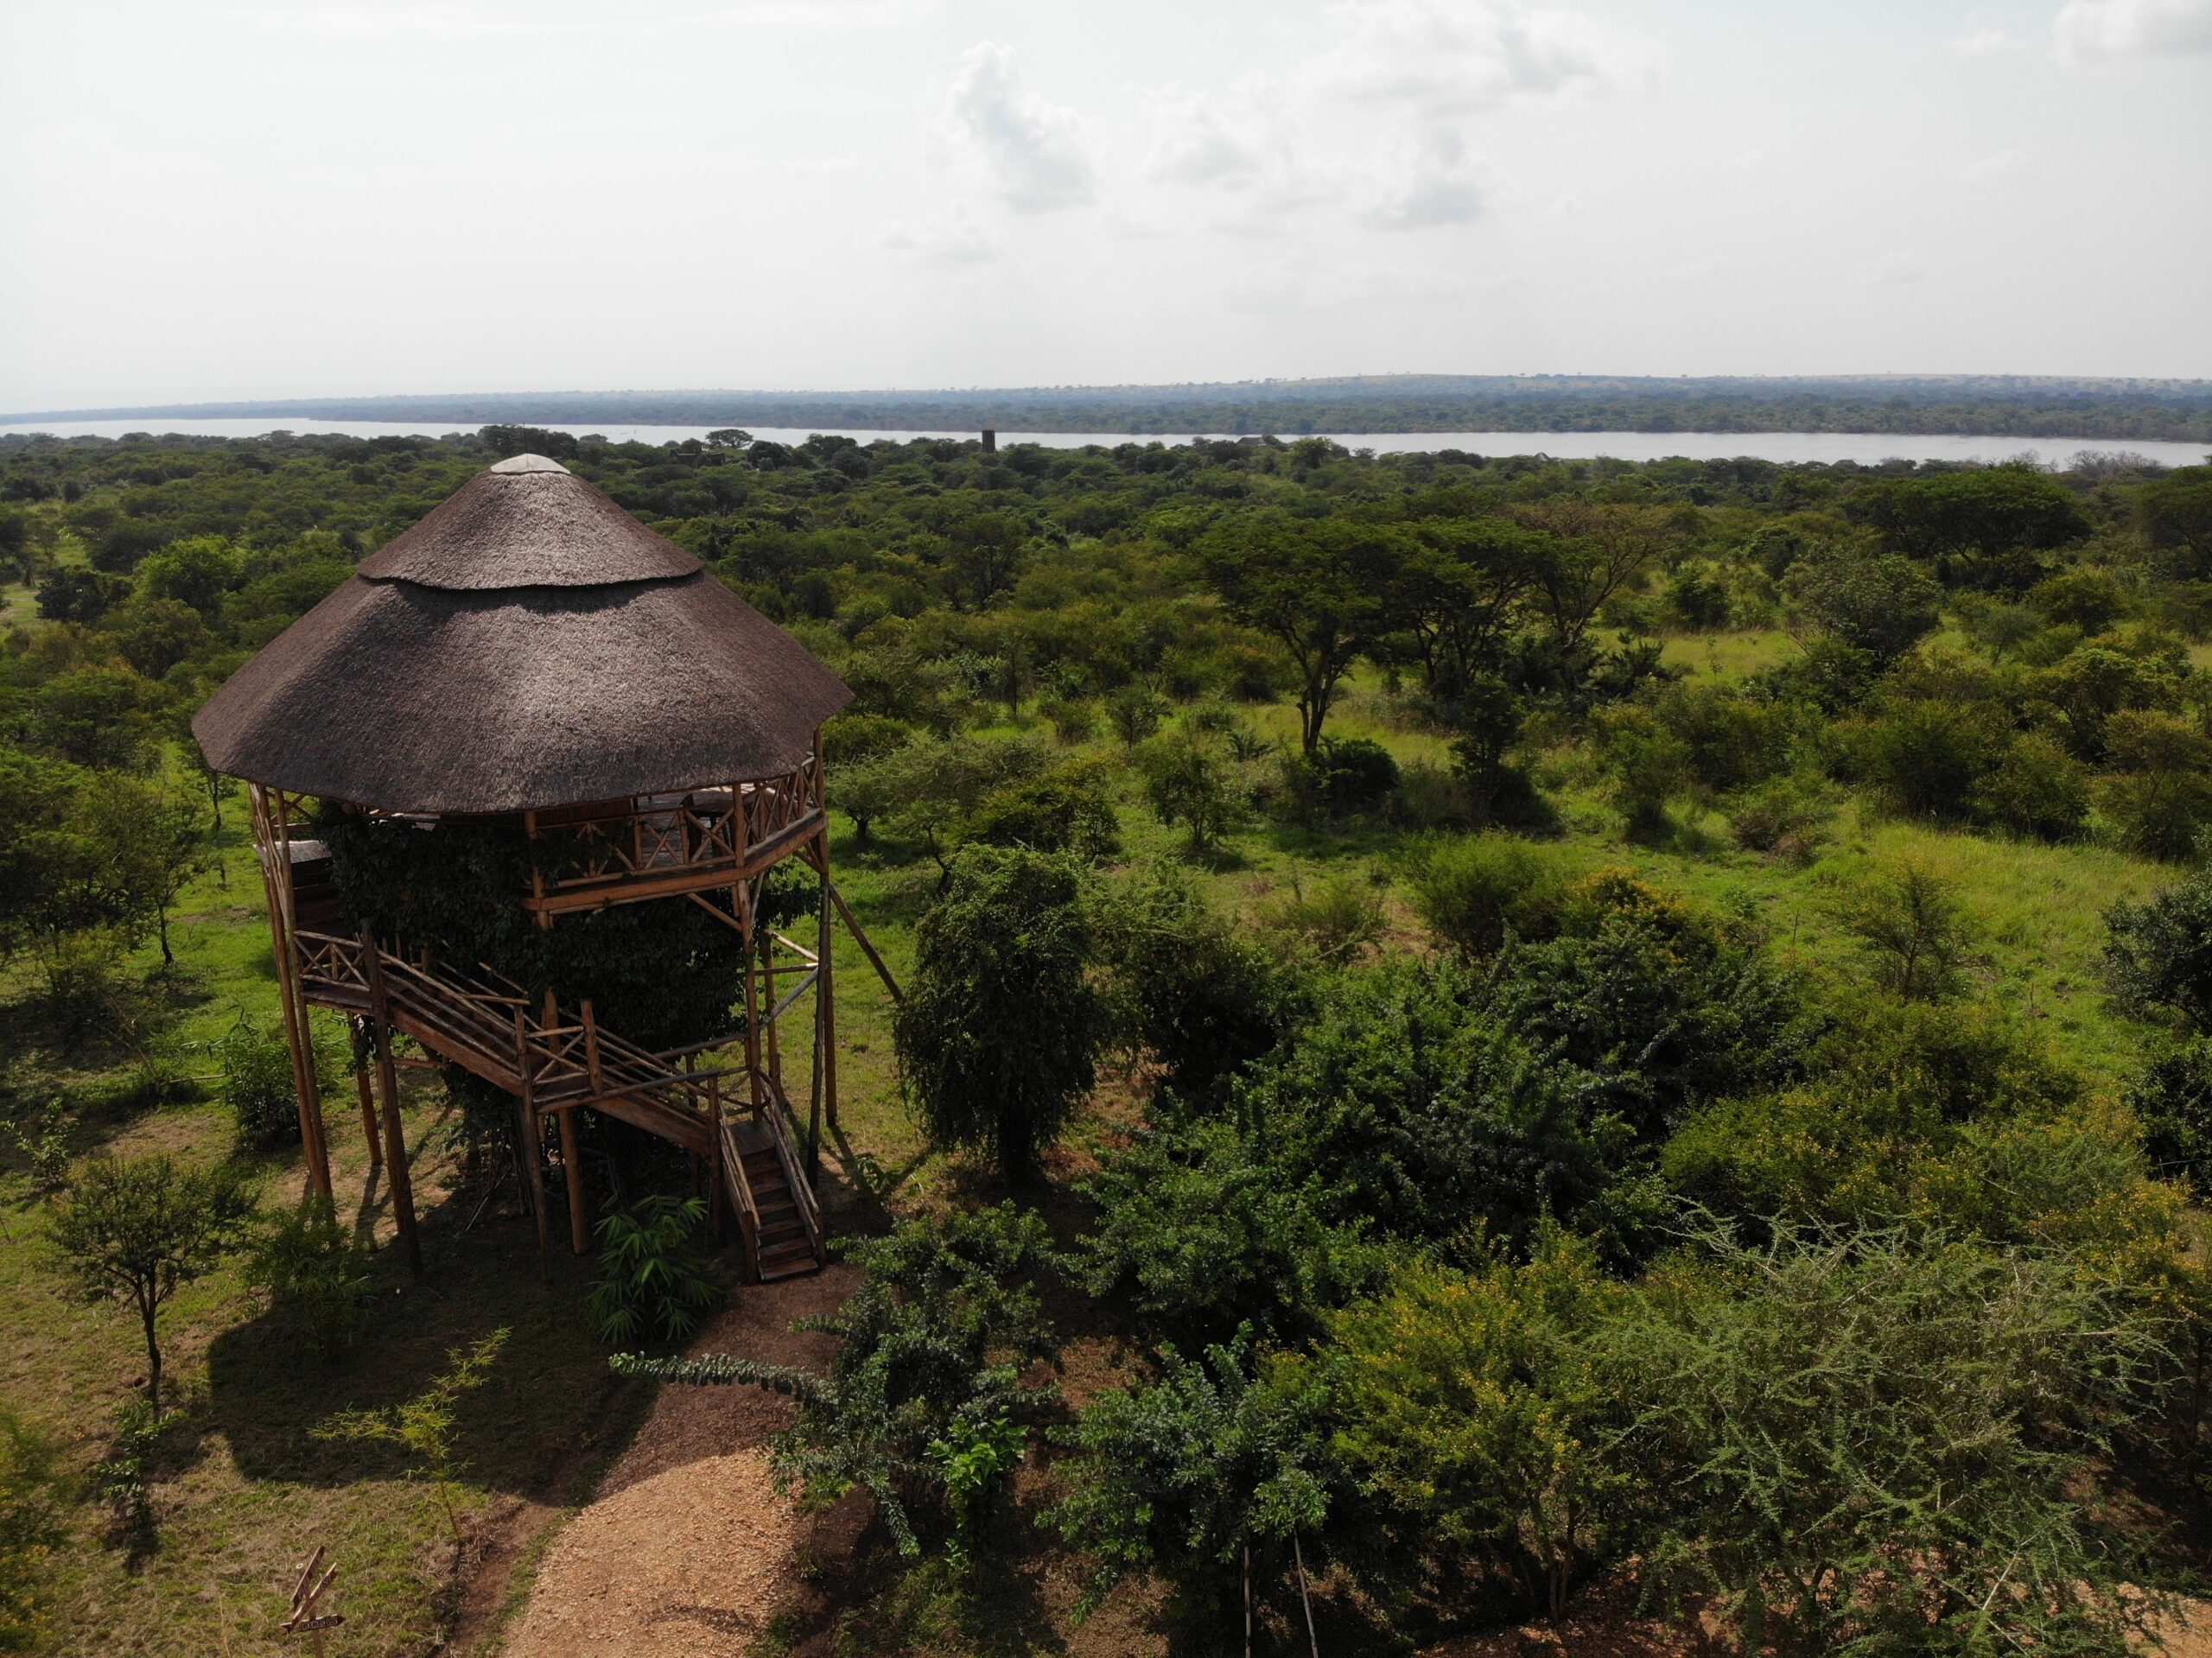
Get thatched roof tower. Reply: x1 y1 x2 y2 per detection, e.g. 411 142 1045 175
193 453 850 815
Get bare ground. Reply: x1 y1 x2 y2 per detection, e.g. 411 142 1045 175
493 1264 860 1658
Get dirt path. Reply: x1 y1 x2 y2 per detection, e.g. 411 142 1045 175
496 1265 860 1658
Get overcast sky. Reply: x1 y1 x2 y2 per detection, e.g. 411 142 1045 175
3 0 2208 410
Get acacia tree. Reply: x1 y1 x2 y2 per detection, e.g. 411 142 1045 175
49 1155 257 1413
1198 516 1404 754
893 847 1105 1180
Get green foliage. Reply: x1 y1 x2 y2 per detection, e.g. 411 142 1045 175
1135 727 1245 854
615 1206 1058 1560
586 1195 722 1349
1976 730 2091 841
1050 1328 1334 1629
1281 736 1401 822
1261 869 1385 968
1097 873 1299 1104
2137 464 2212 576
2126 1037 2212 1196
1853 700 2000 821
1836 856 1976 1001
89 1401 180 1542
1402 831 1569 958
1726 772 1834 858
48 1153 257 1413
1080 1119 1394 1344
1847 465 2094 564
961 756 1121 857
894 848 1104 1179
1592 706 1690 837
315 1329 510 1540
1328 1231 1629 1619
212 1010 297 1148
0 1411 66 1651
244 1195 373 1356
1610 1226 2160 1657
1787 551 1943 661
2105 866 2212 1029
926 1410 1026 1573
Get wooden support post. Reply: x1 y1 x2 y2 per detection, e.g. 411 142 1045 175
254 786 334 1199
706 1070 726 1245
514 1008 551 1286
351 1018 380 1172
358 926 423 1280
813 826 836 1149
556 1109 588 1257
734 880 767 1121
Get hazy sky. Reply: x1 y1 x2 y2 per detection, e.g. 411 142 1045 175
3 0 2208 409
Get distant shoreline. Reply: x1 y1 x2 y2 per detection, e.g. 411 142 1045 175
8 373 2209 443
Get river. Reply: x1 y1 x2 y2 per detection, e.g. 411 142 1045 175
0 416 2204 469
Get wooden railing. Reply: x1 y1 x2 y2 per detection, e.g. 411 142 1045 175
764 1074 824 1260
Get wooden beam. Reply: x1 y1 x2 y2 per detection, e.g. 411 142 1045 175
359 926 423 1280
514 1008 551 1286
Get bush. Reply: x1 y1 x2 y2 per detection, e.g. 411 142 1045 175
245 1195 374 1356
2126 1038 2212 1197
1975 731 2089 841
1726 774 1834 859
1404 832 1570 958
2107 867 2212 1029
2097 708 2212 860
1039 697 1098 745
895 848 1105 1179
1656 684 1796 793
213 1012 298 1148
1135 728 1245 854
1105 683 1166 747
1835 857 1976 1001
1592 708 1690 839
1787 553 1942 662
962 758 1120 858
1329 1232 1629 1620
1262 870 1385 968
619 1206 1058 1560
1281 737 1400 821
587 1195 722 1348
1853 702 1999 822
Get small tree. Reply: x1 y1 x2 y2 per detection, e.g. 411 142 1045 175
1135 728 1243 854
895 848 1105 1180
49 1154 257 1412
315 1329 510 1540
1838 857 1975 1001
586 1195 722 1349
1404 832 1571 959
81 772 213 968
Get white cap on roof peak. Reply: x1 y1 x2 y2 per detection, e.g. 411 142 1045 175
489 453 569 474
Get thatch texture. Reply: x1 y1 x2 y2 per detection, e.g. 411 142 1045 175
194 456 850 813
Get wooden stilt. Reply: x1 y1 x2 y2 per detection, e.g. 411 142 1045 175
734 880 767 1121
514 1008 551 1285
253 786 334 1198
352 1020 380 1173
358 926 423 1279
706 1070 726 1245
813 827 836 1149
557 1107 589 1256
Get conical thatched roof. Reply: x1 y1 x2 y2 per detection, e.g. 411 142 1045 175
193 455 851 814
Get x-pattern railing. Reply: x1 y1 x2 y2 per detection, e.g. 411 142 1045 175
536 765 818 895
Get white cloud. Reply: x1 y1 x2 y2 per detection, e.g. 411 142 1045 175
882 199 995 267
1361 125 1492 231
1954 148 2022 184
944 43 1096 213
2054 0 2212 60
1314 0 1644 116
1857 251 1928 286
1949 28 2020 56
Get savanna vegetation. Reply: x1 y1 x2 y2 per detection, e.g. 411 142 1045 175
4 422 2212 1653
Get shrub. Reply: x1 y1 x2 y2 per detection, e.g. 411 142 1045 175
1050 1330 1335 1630
619 1206 1058 1560
1282 737 1400 821
1105 683 1166 746
1135 728 1245 854
1039 696 1098 745
1608 1225 2161 1658
1330 1232 1630 1620
2126 1038 2212 1197
587 1195 722 1349
1403 832 1570 958
1787 553 1942 662
1974 731 2089 841
1592 708 1690 839
2107 867 2212 1029
1726 774 1834 859
2097 708 2212 861
894 848 1105 1179
315 1330 510 1540
1262 870 1385 968
213 1012 298 1148
962 758 1121 858
1656 684 1796 793
245 1195 373 1356
1835 857 1976 1001
1853 701 1999 821
1393 759 1471 829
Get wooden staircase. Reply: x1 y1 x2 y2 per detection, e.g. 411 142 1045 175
285 844 824 1280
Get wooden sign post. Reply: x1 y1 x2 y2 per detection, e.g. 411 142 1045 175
280 1545 345 1656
